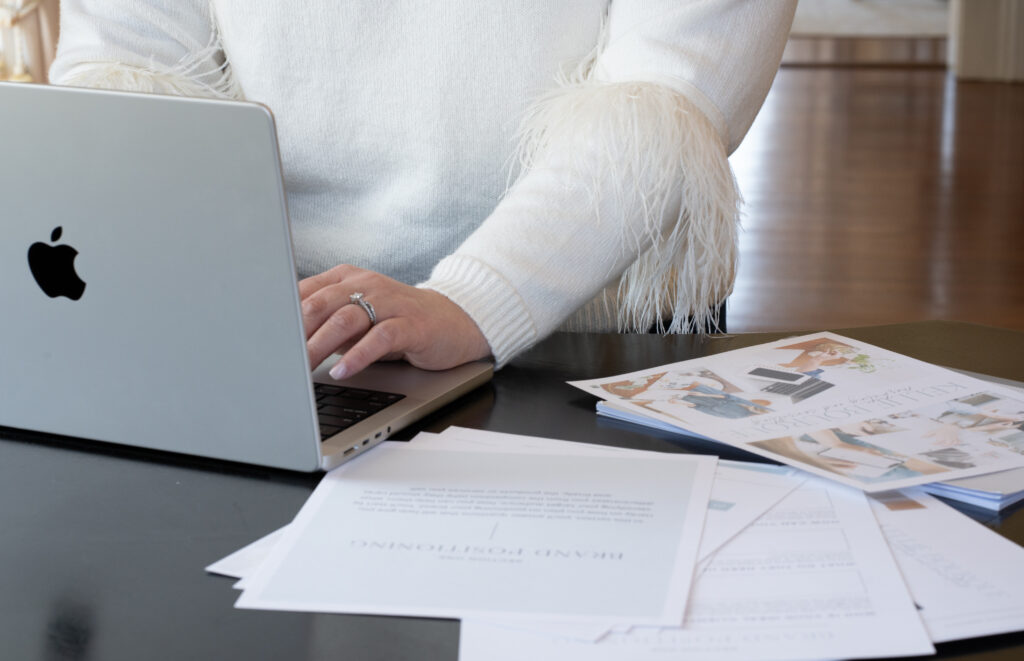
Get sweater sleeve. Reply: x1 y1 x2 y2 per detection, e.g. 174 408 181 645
48 0 240 98
420 0 796 366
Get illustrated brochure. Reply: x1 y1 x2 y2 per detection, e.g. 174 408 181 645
570 332 1024 492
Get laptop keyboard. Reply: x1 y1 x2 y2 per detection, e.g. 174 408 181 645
314 383 405 440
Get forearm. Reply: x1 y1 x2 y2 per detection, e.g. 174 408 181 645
423 0 796 365
422 80 736 365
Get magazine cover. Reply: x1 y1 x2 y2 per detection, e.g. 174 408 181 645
570 333 1024 492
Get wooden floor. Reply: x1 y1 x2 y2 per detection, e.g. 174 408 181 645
727 67 1024 334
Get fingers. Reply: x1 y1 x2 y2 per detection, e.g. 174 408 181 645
298 265 492 380
300 265 375 346
297 263 359 299
306 302 373 370
328 320 409 380
302 282 358 340
300 267 405 371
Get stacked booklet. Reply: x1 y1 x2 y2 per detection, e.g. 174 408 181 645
921 468 1024 510
572 332 1024 500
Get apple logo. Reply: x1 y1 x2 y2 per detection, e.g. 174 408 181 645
27 226 87 300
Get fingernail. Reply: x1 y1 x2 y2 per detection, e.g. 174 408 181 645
329 362 348 380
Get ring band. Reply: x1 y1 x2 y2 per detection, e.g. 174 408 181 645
349 292 376 326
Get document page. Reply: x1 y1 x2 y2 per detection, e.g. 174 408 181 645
869 488 1024 642
696 459 804 561
236 440 716 625
209 429 795 642
460 478 934 661
571 332 1024 492
206 526 286 585
432 428 803 560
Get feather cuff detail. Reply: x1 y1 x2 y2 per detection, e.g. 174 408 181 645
58 60 241 99
54 9 242 101
515 79 740 334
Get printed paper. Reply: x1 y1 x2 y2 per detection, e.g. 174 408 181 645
572 332 1024 492
236 440 716 626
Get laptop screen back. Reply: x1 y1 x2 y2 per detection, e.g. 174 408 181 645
0 84 322 470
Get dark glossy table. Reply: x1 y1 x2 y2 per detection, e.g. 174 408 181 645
2 321 1023 660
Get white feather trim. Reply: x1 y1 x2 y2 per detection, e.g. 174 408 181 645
58 60 242 99
515 74 740 335
55 6 242 100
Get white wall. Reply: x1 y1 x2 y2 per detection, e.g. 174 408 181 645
950 0 1024 81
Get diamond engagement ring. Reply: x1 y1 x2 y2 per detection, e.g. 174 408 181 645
349 292 377 326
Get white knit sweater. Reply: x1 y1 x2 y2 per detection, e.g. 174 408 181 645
50 0 796 365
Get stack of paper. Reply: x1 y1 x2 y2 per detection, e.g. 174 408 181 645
867 487 1024 643
572 332 1024 496
921 468 1024 510
459 483 1024 660
915 371 1024 510
229 429 720 627
205 425 1024 660
461 478 932 661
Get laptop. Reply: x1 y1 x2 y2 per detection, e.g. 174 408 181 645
0 82 493 472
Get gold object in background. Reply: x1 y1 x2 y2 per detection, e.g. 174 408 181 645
7 31 33 82
1 0 39 83
0 27 7 81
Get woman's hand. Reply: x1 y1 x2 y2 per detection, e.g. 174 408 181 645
299 264 491 379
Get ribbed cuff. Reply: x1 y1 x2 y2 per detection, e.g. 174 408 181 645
418 255 537 368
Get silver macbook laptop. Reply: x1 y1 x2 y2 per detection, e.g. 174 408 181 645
0 82 492 472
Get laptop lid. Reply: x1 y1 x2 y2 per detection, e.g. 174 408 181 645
0 83 490 472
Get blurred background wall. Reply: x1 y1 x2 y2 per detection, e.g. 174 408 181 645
1 0 58 83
